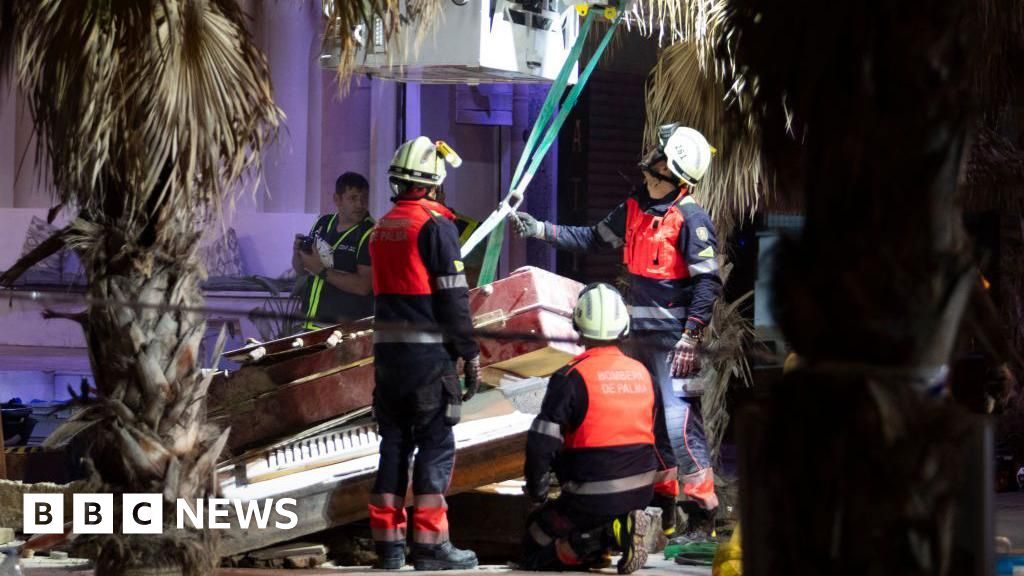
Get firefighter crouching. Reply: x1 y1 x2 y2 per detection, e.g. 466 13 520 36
367 136 481 570
521 283 661 574
511 124 723 540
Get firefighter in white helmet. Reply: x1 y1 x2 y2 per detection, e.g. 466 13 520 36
522 282 659 573
511 124 722 543
367 136 480 570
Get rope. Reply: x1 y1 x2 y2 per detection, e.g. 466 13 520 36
467 3 627 286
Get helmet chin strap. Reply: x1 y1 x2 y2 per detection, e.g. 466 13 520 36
389 178 435 202
641 163 681 186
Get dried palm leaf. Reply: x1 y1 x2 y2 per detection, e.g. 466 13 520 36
644 41 767 239
970 0 1024 113
321 0 443 90
2 0 282 240
699 263 756 464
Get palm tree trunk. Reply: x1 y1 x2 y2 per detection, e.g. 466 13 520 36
729 0 996 574
67 212 229 576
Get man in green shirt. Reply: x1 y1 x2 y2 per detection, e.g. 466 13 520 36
293 172 375 330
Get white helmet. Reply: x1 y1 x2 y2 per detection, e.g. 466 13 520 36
663 126 714 186
573 283 630 341
388 136 461 188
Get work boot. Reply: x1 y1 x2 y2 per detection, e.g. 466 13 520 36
610 510 650 575
412 541 479 571
673 501 717 544
373 542 406 570
668 529 713 546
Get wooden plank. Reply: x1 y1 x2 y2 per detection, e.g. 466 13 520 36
249 543 327 561
223 318 372 363
213 365 375 452
209 331 375 413
219 421 530 556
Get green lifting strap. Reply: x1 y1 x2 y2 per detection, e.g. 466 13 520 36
476 4 625 287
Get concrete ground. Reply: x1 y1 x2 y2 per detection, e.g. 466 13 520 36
28 491 1024 576
18 554 711 576
996 490 1024 550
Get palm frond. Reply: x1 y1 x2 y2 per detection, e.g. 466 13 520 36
321 0 444 90
699 263 756 465
644 41 766 239
623 0 738 83
2 0 282 240
971 0 1024 112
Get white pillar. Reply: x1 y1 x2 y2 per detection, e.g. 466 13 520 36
404 83 421 140
368 79 399 219
305 29 324 214
13 91 51 209
260 0 315 213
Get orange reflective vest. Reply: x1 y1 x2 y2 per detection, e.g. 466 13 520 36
563 347 656 450
370 199 455 296
623 194 690 281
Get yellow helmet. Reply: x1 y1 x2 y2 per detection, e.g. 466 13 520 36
388 136 460 188
573 283 630 341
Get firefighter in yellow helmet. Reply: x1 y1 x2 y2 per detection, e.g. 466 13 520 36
367 136 480 570
522 283 661 573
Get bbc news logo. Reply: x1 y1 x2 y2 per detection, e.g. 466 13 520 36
24 494 298 535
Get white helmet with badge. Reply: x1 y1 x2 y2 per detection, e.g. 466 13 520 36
663 126 714 186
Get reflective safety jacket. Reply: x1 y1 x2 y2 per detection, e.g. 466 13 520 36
525 346 658 515
547 187 722 334
454 212 479 246
301 213 375 330
369 199 479 364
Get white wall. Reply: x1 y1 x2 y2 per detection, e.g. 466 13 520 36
0 372 86 403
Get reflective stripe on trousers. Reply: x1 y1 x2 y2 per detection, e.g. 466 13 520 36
653 467 680 498
625 331 710 474
369 492 407 542
413 493 449 544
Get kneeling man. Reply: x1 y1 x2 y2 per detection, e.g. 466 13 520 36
521 283 660 574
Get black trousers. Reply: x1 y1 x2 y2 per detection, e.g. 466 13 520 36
370 359 462 546
520 497 616 571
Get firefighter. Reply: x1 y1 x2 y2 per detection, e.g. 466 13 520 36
521 282 657 574
367 136 481 570
510 124 722 540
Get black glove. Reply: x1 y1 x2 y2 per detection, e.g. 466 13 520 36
462 355 481 401
510 212 546 240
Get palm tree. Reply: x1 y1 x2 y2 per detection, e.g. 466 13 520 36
0 1 281 574
614 0 1023 572
672 0 1021 573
